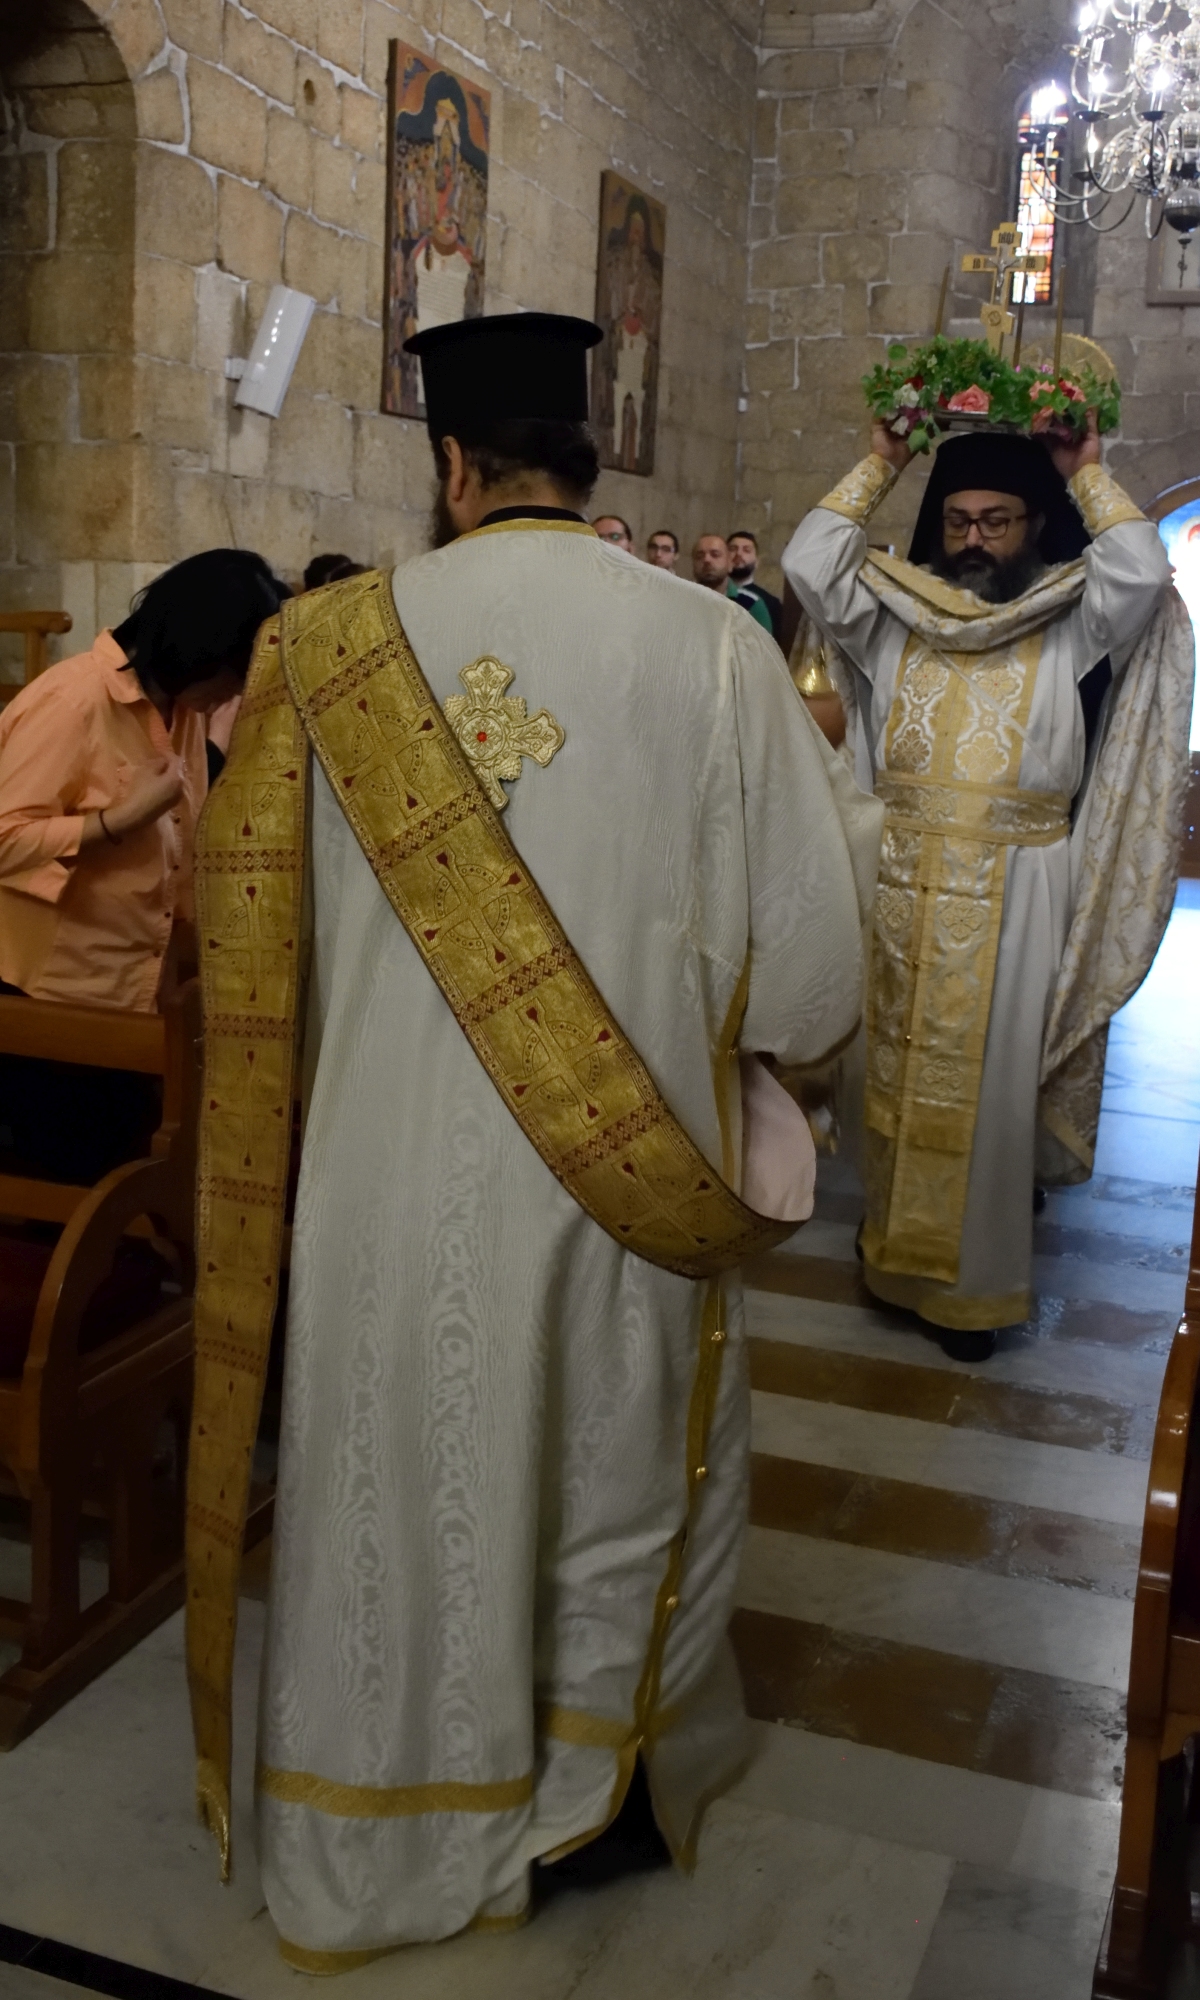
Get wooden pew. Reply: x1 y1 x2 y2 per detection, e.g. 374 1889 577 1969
0 984 199 1748
1093 1171 1200 1995
0 611 72 708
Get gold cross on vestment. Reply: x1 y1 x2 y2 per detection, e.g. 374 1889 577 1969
443 656 565 809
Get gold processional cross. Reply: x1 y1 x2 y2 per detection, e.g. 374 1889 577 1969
958 223 1049 359
443 655 565 809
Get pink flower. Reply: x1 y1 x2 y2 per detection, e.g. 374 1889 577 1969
947 385 990 414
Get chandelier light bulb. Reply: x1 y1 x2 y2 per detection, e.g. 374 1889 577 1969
1056 0 1200 224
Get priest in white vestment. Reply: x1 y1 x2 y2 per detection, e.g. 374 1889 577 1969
782 417 1178 1362
239 316 878 1962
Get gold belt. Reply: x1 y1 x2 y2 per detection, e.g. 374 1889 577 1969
877 772 1069 847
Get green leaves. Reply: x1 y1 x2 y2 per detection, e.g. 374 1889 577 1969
860 337 1122 455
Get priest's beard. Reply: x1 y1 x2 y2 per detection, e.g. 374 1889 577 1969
430 480 458 550
931 540 1044 604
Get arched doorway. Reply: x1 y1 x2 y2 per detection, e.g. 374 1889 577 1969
1148 480 1200 875
0 0 136 681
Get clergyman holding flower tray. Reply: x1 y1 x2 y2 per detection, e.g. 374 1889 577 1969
781 333 1193 1365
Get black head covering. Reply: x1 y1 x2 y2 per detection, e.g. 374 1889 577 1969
403 313 602 437
907 432 1090 566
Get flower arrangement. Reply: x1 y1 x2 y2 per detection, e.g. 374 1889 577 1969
861 337 1122 454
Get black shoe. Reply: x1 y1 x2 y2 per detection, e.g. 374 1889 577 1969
534 1758 671 1896
937 1327 998 1363
1032 1186 1047 1217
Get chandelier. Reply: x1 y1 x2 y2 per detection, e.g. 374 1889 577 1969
1030 1 1200 235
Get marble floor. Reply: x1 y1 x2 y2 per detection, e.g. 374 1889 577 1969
0 884 1198 1999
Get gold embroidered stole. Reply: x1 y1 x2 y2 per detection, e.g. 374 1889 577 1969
186 570 795 1873
862 629 1067 1285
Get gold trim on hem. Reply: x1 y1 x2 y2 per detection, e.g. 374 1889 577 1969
257 1763 533 1819
537 1703 635 1751
863 1259 1030 1332
278 1939 404 1977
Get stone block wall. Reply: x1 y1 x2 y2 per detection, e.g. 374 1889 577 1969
1091 217 1200 510
738 0 1080 582
0 0 764 661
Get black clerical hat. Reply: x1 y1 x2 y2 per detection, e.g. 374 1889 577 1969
908 432 1089 566
403 313 603 436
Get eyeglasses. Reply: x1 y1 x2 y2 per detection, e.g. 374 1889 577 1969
942 509 1028 543
598 528 628 543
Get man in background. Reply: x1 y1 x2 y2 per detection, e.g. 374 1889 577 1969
647 529 679 571
593 513 633 551
692 534 773 635
728 530 782 641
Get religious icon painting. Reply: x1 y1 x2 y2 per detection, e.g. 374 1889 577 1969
591 171 666 477
382 42 490 418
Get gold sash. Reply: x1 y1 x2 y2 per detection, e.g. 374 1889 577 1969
862 628 1068 1290
186 570 795 1874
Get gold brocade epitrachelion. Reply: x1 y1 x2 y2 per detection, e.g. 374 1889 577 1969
862 627 1067 1288
186 570 795 1875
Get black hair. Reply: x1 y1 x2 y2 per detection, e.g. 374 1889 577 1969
648 528 678 550
727 528 758 547
304 552 367 591
113 549 290 698
432 418 600 505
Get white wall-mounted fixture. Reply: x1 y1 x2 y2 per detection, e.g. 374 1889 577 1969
224 286 316 418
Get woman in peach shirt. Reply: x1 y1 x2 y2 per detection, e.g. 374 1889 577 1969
0 547 288 1181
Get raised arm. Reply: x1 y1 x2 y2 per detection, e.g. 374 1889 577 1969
1045 413 1171 676
780 426 909 680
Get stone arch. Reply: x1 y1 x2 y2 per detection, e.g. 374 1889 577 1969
0 0 138 671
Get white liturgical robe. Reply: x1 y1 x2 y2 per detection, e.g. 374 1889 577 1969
781 459 1171 1329
255 519 876 1961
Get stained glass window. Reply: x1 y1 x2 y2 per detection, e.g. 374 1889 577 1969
1015 83 1069 304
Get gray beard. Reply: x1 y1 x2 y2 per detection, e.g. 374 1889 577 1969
929 542 1045 605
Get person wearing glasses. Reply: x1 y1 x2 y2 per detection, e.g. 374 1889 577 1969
781 419 1179 1364
592 512 633 551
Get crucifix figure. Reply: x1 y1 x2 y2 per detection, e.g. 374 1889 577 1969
961 223 1049 355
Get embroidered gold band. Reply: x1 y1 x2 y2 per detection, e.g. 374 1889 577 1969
863 627 1044 1290
1069 463 1146 536
186 572 793 1881
257 1763 534 1818
818 453 898 526
277 1907 531 1974
876 773 1069 847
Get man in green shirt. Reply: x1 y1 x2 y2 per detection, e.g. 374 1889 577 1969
691 534 773 634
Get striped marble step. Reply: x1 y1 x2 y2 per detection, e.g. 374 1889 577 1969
730 1606 1125 1801
750 1389 1150 1525
749 1453 1141 1600
735 1525 1132 1690
744 1288 1171 1410
748 1335 1154 1456
745 1245 1184 1345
